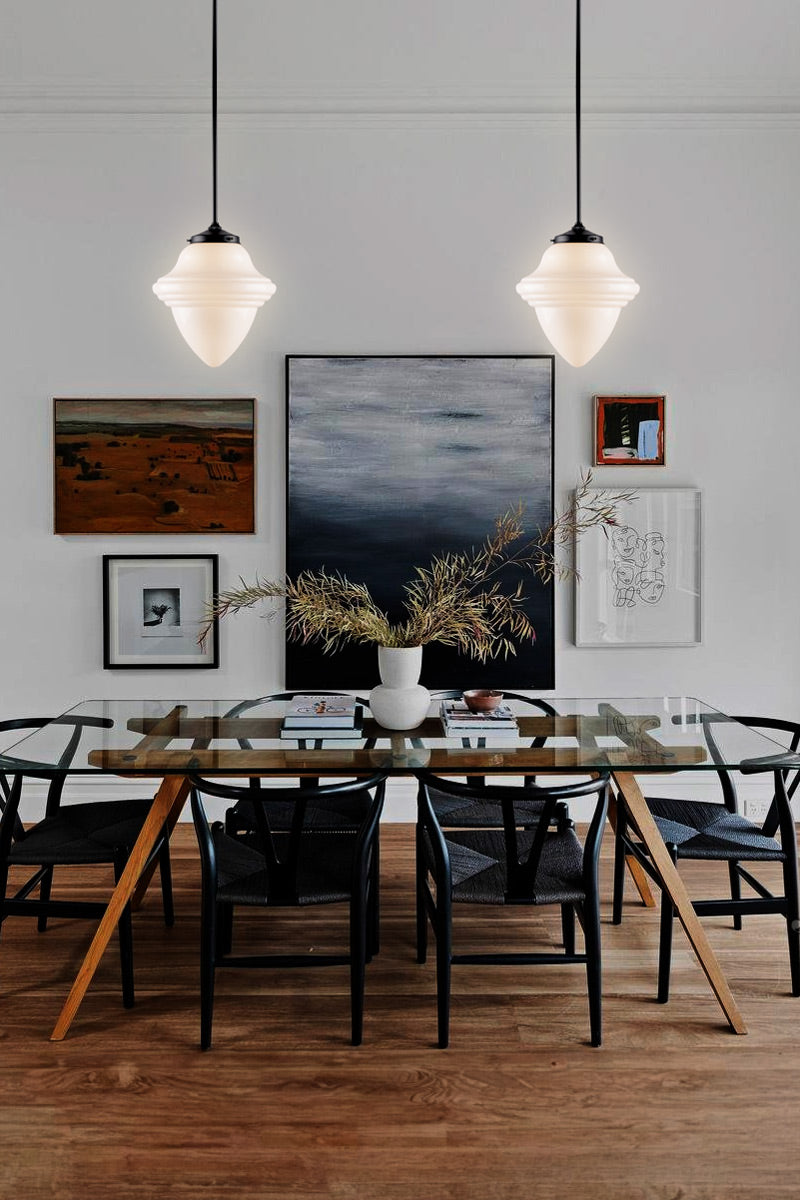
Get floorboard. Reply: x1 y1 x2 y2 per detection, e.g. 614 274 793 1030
2 825 799 1199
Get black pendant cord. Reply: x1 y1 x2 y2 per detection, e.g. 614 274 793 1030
575 0 581 228
212 0 218 227
552 0 602 245
189 0 240 244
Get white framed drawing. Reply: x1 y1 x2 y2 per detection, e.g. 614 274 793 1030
103 554 219 668
575 489 701 647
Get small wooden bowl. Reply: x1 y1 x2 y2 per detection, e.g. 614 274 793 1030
462 689 504 713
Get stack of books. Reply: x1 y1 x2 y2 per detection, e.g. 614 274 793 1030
280 695 364 740
440 699 520 743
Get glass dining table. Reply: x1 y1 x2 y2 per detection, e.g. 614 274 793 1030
1 694 796 1040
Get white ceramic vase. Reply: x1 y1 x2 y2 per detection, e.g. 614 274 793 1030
368 646 431 731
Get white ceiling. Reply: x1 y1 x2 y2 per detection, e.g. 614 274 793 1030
2 0 799 112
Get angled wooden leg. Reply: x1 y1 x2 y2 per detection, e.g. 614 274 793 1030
130 782 191 911
613 770 747 1035
607 786 656 908
49 775 191 1041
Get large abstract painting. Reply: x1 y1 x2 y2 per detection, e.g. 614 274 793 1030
54 398 255 533
286 356 555 689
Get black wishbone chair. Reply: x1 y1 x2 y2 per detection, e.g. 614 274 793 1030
219 693 381 956
612 715 800 1002
416 770 610 1048
189 770 387 1049
0 716 174 1009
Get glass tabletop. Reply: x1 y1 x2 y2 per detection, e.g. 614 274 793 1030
0 696 795 776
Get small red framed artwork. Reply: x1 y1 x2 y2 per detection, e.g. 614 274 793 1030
594 394 666 466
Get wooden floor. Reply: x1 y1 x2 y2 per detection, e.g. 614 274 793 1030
2 825 800 1200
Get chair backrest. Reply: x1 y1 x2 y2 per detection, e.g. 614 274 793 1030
222 692 372 796
686 715 800 830
428 692 559 785
189 771 387 904
418 771 610 902
223 692 370 750
0 715 113 847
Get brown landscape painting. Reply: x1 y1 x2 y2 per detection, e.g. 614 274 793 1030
54 398 255 534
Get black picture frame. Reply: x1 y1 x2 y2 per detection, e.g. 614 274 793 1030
102 554 219 669
285 355 555 690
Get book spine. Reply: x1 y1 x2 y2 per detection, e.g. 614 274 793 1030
443 722 518 731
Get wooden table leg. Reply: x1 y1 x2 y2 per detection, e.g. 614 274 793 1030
607 786 656 908
130 782 188 910
49 775 190 1041
613 770 747 1035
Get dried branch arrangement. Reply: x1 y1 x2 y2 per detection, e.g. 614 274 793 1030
201 472 633 662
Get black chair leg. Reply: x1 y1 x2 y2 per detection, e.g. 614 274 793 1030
159 837 174 928
415 825 428 965
200 896 217 1050
561 903 575 956
657 846 678 1004
367 838 380 960
215 902 233 956
579 899 603 1047
786 915 800 998
36 866 54 932
612 812 627 926
781 853 800 997
350 894 367 1047
434 896 452 1049
728 861 743 931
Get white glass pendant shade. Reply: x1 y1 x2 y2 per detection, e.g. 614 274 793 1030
516 241 639 368
153 240 276 367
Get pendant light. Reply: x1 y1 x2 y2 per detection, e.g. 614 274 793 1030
153 0 276 367
516 0 639 368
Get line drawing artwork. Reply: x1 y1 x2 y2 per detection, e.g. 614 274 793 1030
609 525 666 609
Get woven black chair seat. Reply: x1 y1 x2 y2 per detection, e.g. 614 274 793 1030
212 826 358 906
8 798 157 866
227 792 373 834
437 827 586 906
425 783 546 830
646 796 785 861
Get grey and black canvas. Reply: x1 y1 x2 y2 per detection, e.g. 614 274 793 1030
286 356 554 690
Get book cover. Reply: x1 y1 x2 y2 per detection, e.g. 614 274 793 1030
440 700 518 728
283 696 359 727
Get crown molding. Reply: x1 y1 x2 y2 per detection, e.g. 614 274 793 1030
1 77 799 132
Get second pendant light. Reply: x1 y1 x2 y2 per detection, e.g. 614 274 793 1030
516 0 639 368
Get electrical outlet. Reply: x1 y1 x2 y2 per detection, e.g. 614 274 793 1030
744 797 773 824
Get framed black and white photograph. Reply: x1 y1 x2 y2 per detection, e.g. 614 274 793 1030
286 355 555 689
575 489 701 647
102 554 219 668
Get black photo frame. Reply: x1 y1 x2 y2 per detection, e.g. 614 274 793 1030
102 554 219 669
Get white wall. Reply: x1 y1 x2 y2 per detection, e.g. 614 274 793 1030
1 1 799 816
